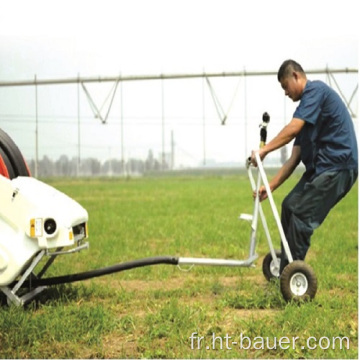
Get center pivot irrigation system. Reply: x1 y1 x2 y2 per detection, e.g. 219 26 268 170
0 114 317 306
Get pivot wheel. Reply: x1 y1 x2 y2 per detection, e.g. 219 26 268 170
280 260 317 302
262 250 281 281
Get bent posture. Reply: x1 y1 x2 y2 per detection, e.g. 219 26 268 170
251 60 358 273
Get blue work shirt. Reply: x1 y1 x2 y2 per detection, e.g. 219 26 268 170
293 80 358 178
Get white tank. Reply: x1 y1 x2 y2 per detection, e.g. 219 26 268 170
0 175 88 286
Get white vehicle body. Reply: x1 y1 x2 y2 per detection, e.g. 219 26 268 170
0 175 88 287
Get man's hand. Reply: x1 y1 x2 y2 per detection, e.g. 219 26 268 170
251 118 304 167
253 185 268 202
250 148 267 167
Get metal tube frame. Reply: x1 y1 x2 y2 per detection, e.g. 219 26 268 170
178 152 292 267
0 241 90 306
0 250 47 306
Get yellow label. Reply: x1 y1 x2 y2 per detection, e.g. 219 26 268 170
30 219 35 237
30 218 42 237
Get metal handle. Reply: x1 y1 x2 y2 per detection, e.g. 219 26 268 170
246 112 270 168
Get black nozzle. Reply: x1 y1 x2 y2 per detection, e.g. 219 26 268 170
260 112 270 146
263 112 270 123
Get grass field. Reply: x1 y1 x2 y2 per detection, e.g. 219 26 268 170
0 172 358 358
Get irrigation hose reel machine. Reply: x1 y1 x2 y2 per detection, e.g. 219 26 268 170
0 113 317 306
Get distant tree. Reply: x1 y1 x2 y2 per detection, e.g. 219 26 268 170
39 155 54 177
55 155 71 176
145 149 155 171
81 157 101 176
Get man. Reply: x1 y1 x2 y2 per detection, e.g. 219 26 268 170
251 59 358 273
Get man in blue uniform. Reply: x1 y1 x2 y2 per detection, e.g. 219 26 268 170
251 59 358 273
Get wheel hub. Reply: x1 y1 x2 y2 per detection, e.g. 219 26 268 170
270 259 280 277
290 272 308 296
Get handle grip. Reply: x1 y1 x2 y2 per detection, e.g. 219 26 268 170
246 112 270 168
259 112 270 148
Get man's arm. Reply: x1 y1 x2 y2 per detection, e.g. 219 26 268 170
256 145 301 201
251 117 305 165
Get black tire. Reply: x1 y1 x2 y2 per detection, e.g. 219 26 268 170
280 260 317 302
262 250 281 281
0 129 30 178
0 147 16 179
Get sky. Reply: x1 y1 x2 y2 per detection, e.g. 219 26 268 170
0 0 358 169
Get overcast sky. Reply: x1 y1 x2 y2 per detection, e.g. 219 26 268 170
1 0 358 76
0 0 358 167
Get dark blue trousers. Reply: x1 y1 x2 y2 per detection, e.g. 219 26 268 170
280 169 357 273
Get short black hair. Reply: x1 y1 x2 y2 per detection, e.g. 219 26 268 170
277 60 305 82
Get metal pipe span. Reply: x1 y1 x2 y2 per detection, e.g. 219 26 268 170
0 68 357 87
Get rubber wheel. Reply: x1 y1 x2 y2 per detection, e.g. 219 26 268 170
0 129 30 178
262 250 281 281
0 147 13 178
280 260 317 302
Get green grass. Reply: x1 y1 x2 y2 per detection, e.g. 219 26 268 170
0 173 357 358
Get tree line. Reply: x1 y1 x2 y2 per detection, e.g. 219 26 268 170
27 150 169 177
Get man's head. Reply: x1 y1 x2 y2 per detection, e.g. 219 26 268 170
277 60 307 102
